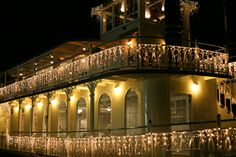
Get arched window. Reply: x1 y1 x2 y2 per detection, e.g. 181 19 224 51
76 97 87 132
98 93 111 130
125 88 144 133
58 100 67 136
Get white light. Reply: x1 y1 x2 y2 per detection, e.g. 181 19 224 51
25 104 32 110
70 96 75 102
114 85 121 94
161 5 165 11
106 108 111 112
50 61 54 64
145 7 151 19
83 47 86 51
14 107 19 112
120 0 125 12
192 82 199 93
51 99 57 106
77 109 83 114
37 102 43 108
19 73 23 76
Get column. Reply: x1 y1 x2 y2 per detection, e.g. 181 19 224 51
44 91 54 136
63 87 75 137
17 98 23 136
30 95 37 136
85 80 100 133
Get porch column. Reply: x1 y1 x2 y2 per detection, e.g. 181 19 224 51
30 95 37 136
44 91 55 136
63 87 75 137
17 98 23 136
86 80 100 133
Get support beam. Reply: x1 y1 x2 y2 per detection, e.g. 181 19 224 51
85 80 100 134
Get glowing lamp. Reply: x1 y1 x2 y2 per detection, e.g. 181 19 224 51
192 82 199 93
114 85 121 94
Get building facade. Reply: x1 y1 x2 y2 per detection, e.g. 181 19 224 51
0 0 236 156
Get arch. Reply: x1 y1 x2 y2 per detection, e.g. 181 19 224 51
58 100 67 135
98 93 111 130
125 87 144 133
76 97 87 132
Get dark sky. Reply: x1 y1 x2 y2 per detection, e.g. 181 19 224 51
0 0 234 73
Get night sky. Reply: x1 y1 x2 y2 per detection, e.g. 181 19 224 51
0 0 235 73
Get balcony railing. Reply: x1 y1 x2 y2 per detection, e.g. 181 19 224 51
0 43 232 101
1 127 236 156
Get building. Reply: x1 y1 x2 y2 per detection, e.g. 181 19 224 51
0 0 236 156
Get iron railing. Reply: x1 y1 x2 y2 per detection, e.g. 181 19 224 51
1 120 236 157
0 43 232 102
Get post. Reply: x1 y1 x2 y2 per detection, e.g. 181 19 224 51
17 99 23 136
30 96 37 136
44 91 55 137
85 80 100 134
63 87 75 137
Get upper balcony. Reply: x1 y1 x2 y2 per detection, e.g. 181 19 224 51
0 37 233 102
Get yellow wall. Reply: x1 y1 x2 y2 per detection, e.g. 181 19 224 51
1 74 228 135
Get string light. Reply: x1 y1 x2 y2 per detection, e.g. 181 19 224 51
3 127 236 156
0 44 231 101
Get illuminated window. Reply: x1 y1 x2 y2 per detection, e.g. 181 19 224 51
98 93 111 131
125 87 144 134
170 94 191 131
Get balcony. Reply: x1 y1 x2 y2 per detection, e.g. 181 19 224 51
0 127 236 156
0 40 233 102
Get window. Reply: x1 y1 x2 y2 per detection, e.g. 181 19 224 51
76 97 87 132
125 88 144 134
98 93 111 131
170 94 191 131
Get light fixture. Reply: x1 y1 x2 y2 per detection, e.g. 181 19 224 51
25 104 32 110
70 95 75 102
145 7 151 19
19 73 23 76
50 61 54 64
120 0 125 12
51 99 57 106
114 85 121 94
37 101 43 109
14 106 19 112
161 0 165 11
82 47 87 51
50 55 54 59
192 82 199 93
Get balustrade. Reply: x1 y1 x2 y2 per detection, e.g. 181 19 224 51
0 44 232 101
2 127 236 156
